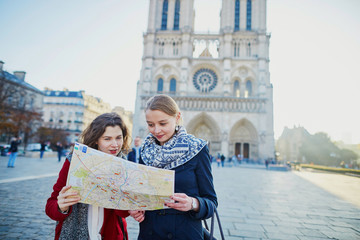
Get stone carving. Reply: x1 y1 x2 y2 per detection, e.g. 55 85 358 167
193 68 218 93
163 66 171 75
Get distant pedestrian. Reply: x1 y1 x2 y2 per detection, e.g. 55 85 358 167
216 153 221 167
220 154 225 167
40 142 46 159
56 142 63 162
231 155 237 166
7 137 22 168
127 136 142 163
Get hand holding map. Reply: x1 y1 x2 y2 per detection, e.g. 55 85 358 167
66 142 175 210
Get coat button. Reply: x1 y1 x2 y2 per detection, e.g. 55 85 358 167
167 233 173 239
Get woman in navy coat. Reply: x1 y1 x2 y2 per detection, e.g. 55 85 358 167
134 94 217 239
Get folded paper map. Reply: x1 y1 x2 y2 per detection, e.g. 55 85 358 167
66 142 174 210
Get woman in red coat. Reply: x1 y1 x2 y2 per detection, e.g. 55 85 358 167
45 113 145 240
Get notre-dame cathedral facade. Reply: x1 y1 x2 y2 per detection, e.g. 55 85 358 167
133 0 274 161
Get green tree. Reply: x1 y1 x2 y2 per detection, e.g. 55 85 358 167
339 148 358 166
299 132 358 167
299 132 341 166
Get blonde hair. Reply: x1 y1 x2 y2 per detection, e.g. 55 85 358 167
145 94 183 125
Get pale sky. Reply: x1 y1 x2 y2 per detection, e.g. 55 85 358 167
1 0 359 144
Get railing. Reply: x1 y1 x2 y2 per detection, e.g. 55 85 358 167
140 94 267 113
44 102 84 106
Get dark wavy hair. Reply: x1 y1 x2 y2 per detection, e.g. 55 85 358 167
80 112 130 154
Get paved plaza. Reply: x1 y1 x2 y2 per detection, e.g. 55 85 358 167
0 156 359 240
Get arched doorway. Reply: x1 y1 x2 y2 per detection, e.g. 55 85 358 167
230 119 258 161
186 112 221 156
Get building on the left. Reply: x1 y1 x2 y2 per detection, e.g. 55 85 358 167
0 60 44 144
42 88 113 143
0 60 133 149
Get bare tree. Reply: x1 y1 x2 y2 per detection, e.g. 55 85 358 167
0 73 43 145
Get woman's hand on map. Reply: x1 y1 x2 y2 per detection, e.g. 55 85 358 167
129 210 145 222
57 185 81 213
165 193 197 212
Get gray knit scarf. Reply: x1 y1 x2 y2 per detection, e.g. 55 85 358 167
59 203 89 240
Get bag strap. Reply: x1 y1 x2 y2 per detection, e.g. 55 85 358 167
203 207 225 240
118 216 127 240
214 208 225 239
209 210 215 239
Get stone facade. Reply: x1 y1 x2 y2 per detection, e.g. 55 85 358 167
133 0 274 160
112 106 134 138
0 61 43 144
276 126 310 163
83 94 111 130
43 89 85 143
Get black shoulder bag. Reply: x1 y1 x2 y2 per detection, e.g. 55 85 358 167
203 208 225 240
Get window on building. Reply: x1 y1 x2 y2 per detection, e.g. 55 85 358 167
234 42 240 57
159 42 165 56
173 0 180 30
161 0 168 30
7 96 12 105
246 0 252 30
245 80 252 97
170 78 176 92
234 80 240 97
234 0 240 31
173 42 179 55
246 42 251 57
157 78 164 92
29 98 34 109
19 96 25 108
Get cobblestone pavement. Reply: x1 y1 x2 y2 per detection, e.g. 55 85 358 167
0 156 359 240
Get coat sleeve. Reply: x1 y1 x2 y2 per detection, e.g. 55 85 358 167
114 210 130 218
45 159 73 221
189 145 218 220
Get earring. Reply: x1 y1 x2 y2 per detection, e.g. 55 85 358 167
175 125 179 131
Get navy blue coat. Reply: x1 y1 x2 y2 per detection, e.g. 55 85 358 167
127 148 136 162
138 145 217 240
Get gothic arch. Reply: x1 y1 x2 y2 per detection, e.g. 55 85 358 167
230 118 258 142
244 77 255 97
186 112 221 153
231 65 256 80
231 76 241 97
154 74 165 92
153 64 180 79
229 118 259 159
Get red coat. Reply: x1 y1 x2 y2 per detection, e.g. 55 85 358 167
45 159 130 240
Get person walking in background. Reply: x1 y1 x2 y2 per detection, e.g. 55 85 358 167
40 141 46 159
220 154 225 167
56 142 63 162
127 136 142 163
7 136 22 168
131 94 217 239
45 113 144 240
216 153 221 167
232 154 238 166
